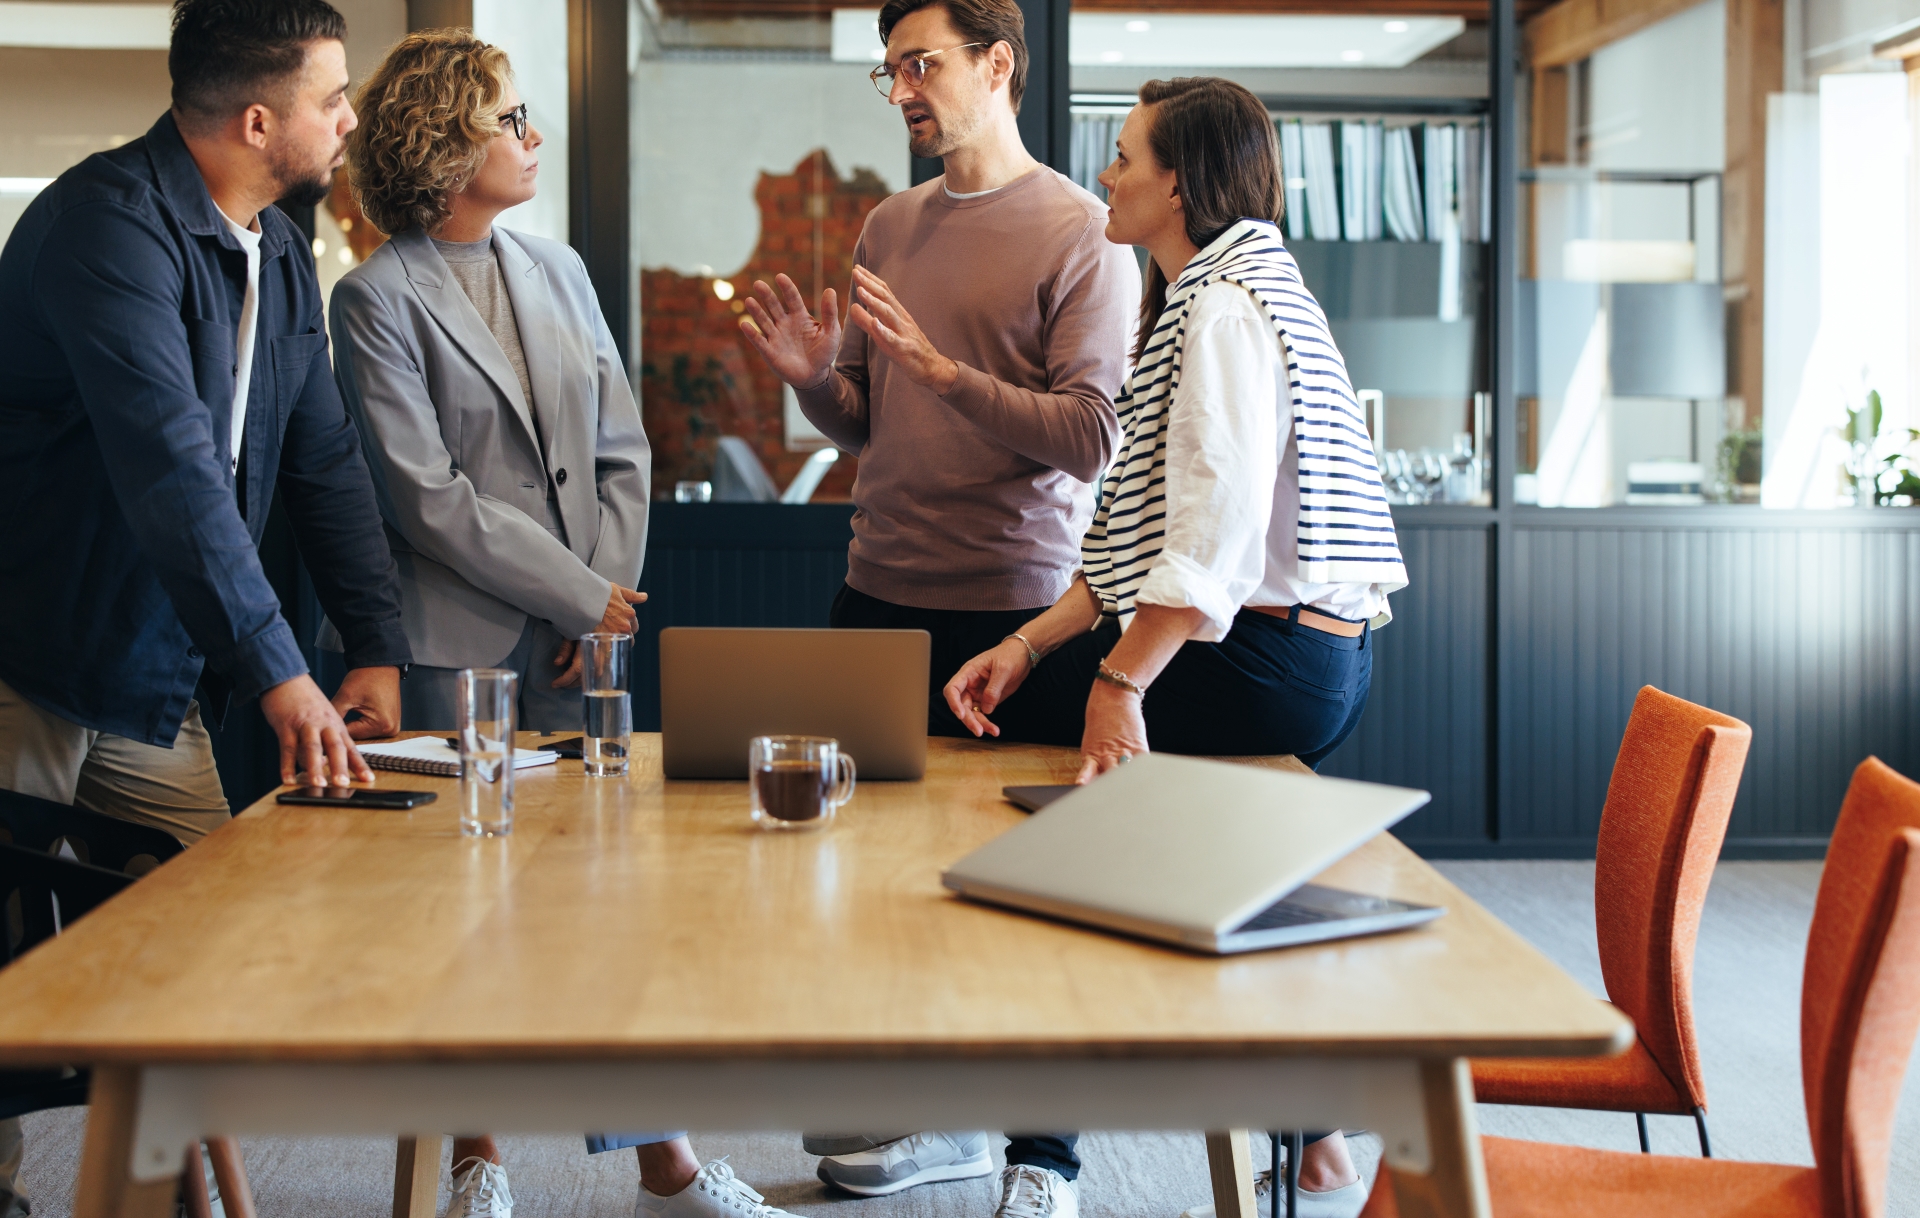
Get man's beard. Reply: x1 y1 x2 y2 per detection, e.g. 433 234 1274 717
907 104 980 161
270 142 339 209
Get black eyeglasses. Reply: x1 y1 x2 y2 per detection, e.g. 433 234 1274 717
869 43 984 96
499 103 528 140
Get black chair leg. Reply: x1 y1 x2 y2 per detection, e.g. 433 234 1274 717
1693 1107 1712 1158
1284 1131 1303 1218
1635 1112 1650 1153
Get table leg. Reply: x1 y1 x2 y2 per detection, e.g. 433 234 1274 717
180 1141 211 1218
205 1136 256 1218
74 1067 179 1218
1386 1059 1490 1218
392 1135 443 1218
1205 1131 1259 1218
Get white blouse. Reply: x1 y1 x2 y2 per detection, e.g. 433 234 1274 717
1131 280 1393 642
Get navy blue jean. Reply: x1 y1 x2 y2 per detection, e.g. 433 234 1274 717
999 606 1373 769
953 610 1370 1181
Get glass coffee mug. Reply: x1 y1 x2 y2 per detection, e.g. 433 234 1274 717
749 735 855 830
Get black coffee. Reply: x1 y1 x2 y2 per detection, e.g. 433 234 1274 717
755 759 830 822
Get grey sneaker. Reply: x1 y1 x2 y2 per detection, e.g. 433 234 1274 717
816 1131 993 1197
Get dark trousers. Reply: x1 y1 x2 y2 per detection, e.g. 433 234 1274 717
994 606 1372 769
1005 1133 1080 1180
830 586 1081 1180
829 584 1059 739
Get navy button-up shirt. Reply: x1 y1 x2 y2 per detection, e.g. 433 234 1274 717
0 112 410 746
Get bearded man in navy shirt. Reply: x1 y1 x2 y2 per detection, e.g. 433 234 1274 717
0 0 410 855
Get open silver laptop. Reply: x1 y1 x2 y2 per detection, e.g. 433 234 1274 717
658 627 930 779
942 754 1438 955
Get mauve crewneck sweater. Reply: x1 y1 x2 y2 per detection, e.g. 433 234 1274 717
794 167 1138 611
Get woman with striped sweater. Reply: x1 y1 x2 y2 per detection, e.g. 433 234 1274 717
940 75 1407 1218
944 75 1407 779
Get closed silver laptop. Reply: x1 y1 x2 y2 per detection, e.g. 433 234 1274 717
942 754 1438 954
658 627 930 779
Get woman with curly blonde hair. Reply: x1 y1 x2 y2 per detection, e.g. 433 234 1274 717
332 34 793 1218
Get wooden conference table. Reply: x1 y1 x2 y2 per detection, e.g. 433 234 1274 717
0 735 1629 1218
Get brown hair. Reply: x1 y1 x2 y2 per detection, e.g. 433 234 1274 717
170 0 347 133
877 0 1027 113
1129 77 1284 364
345 29 511 236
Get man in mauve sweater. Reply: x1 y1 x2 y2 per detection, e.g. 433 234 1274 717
742 0 1137 749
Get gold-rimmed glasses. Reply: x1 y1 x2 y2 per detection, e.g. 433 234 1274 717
869 43 985 96
499 103 528 139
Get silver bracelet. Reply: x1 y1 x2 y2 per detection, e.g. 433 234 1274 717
1003 632 1042 669
1095 660 1145 696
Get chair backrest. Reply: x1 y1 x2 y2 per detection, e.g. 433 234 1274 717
1594 685 1752 1110
0 788 181 876
1801 758 1920 1218
0 842 132 964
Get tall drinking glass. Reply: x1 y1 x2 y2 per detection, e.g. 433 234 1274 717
581 632 632 777
458 668 517 837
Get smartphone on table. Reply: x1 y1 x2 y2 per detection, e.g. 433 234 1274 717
276 788 438 809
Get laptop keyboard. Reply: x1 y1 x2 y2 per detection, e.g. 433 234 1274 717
1236 899 1340 932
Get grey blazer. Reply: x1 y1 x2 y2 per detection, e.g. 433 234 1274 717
329 227 650 669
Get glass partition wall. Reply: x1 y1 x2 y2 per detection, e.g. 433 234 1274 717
1513 0 1913 510
1068 19 1495 510
632 4 909 503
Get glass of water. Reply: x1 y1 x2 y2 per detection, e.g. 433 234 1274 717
457 668 518 837
581 632 632 777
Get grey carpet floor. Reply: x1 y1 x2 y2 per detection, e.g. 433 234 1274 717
15 861 1916 1217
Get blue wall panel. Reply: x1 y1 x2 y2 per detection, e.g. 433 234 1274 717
630 503 853 731
1319 523 1491 847
1501 522 1920 853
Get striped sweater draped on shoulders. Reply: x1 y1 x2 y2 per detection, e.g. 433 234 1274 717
1081 218 1408 623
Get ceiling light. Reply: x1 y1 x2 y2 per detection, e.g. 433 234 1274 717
1058 14 1464 69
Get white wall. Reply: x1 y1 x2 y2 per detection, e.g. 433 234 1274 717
631 58 909 277
1588 0 1726 172
1802 0 1920 74
1761 73 1910 506
473 0 569 243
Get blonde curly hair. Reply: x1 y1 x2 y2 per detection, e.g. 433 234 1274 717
346 29 512 236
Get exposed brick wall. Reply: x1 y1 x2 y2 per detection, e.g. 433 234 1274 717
640 149 891 500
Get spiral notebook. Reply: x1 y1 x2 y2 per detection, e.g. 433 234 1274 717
355 737 559 777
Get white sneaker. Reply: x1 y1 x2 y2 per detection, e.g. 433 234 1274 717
817 1131 993 1196
1181 1171 1369 1218
993 1164 1078 1218
636 1158 805 1218
445 1157 512 1218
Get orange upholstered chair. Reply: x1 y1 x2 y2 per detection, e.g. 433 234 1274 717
1471 685 1751 1156
1362 755 1920 1218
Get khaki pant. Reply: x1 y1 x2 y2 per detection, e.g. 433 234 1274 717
0 676 230 847
0 679 232 1207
